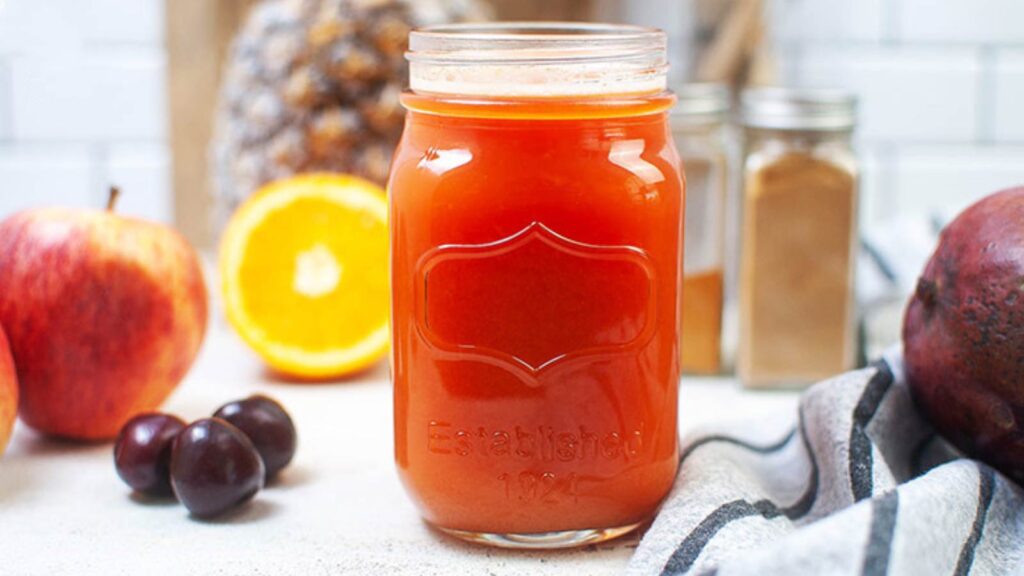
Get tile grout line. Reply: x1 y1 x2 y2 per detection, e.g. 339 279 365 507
882 0 901 46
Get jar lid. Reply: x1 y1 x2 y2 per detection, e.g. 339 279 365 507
740 87 856 131
671 83 730 126
407 22 668 97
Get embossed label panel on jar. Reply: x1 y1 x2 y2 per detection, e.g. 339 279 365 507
415 222 656 384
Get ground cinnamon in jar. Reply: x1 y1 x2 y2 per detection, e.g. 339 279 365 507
682 268 724 373
738 89 858 387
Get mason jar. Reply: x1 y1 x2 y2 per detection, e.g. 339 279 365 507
389 23 683 548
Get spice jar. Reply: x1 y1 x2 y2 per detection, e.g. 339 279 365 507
671 84 731 374
738 88 858 387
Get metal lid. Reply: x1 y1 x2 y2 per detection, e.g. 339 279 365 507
671 83 730 126
740 87 856 131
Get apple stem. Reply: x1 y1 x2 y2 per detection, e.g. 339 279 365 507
107 186 121 212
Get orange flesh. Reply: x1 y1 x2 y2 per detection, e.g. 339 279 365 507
221 175 389 378
390 93 683 534
237 196 388 352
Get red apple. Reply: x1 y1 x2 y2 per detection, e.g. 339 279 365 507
0 188 207 440
0 325 17 455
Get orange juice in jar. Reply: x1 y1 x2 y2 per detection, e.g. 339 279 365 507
389 23 684 548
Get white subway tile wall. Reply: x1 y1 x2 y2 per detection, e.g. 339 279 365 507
796 47 980 143
896 0 1024 45
0 145 94 210
0 0 169 222
83 0 164 45
0 0 84 54
893 145 1024 221
0 60 10 140
10 53 167 142
994 50 1024 143
770 0 884 42
774 0 1024 233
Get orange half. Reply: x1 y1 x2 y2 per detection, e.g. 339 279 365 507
220 173 389 378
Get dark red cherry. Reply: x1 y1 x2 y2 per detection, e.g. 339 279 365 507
170 418 265 518
114 413 186 497
214 395 296 480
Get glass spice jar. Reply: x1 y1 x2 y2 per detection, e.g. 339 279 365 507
738 88 859 387
389 23 683 548
671 83 731 375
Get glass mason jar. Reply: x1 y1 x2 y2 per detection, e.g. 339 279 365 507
671 84 731 375
389 23 683 548
738 88 859 387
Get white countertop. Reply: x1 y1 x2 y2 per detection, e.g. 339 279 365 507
0 318 799 575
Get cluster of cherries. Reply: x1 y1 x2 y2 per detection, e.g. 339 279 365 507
113 395 297 518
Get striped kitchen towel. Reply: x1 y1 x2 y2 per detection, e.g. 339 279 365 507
629 354 1024 575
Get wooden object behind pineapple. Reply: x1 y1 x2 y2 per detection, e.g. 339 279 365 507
694 0 775 86
167 0 258 252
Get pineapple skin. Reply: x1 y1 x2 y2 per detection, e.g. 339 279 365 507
211 0 491 227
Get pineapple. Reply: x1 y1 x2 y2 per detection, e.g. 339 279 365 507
211 0 490 225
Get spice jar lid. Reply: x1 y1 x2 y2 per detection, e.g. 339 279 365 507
671 83 730 126
740 87 856 131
